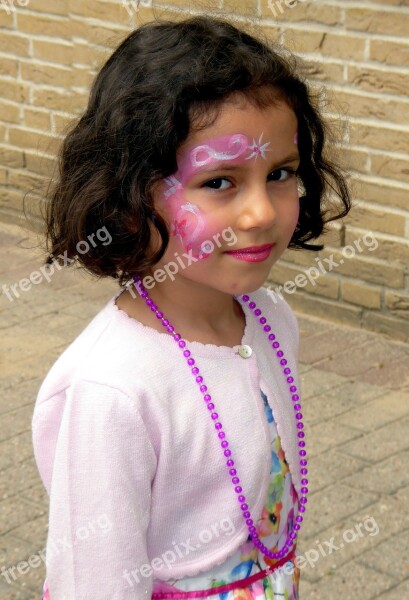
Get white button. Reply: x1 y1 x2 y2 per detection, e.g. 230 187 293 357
237 345 252 358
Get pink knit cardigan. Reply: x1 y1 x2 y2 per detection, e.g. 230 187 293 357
32 285 301 599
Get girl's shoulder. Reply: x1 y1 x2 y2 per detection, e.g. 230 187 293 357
36 291 174 404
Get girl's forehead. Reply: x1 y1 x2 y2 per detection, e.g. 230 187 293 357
175 103 298 178
179 101 297 158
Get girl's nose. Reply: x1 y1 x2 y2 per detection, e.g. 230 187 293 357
236 184 277 231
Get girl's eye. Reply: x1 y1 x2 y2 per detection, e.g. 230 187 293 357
268 168 297 182
201 168 297 190
202 178 232 191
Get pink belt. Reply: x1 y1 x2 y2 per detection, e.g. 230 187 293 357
151 549 297 599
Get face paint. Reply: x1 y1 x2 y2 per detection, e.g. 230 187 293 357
293 131 298 145
162 131 271 259
171 202 207 257
245 132 271 161
178 134 249 182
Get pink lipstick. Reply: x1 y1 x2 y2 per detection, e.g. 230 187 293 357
225 243 275 263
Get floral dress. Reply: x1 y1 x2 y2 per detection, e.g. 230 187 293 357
41 390 300 600
151 389 300 599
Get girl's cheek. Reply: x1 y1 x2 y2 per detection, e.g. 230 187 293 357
163 188 210 260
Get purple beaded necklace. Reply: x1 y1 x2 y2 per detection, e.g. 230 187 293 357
133 275 308 560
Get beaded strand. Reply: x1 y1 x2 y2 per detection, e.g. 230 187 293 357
134 276 308 560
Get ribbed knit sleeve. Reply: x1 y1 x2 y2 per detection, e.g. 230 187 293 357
32 379 157 599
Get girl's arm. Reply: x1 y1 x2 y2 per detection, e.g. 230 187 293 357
33 379 157 599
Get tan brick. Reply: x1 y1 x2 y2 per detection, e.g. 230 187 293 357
25 151 56 177
71 42 108 69
18 192 47 224
0 56 18 78
69 0 126 22
317 247 404 288
33 39 73 66
0 7 14 28
259 24 281 46
8 169 48 195
286 289 363 328
53 113 78 135
363 311 409 343
0 168 7 185
348 65 407 96
282 247 324 268
0 31 30 57
268 260 340 299
0 124 6 142
71 66 96 88
341 280 381 309
349 123 409 154
307 222 344 250
370 40 409 67
32 88 87 113
20 61 73 88
346 8 409 37
262 0 342 26
25 0 68 16
385 291 409 318
0 145 25 169
302 59 344 84
223 0 257 16
353 179 408 212
370 0 409 5
371 154 409 185
0 101 20 124
319 32 366 61
343 202 405 237
17 13 70 39
327 89 409 127
0 187 25 213
283 29 324 54
0 78 30 103
337 147 369 174
8 127 61 155
345 227 409 265
23 108 51 131
69 16 126 47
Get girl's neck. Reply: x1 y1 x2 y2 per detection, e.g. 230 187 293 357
115 284 246 347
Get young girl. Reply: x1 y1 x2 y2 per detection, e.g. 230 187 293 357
32 14 351 600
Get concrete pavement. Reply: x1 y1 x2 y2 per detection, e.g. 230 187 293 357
1 220 409 599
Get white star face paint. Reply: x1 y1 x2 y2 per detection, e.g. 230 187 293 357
245 132 271 161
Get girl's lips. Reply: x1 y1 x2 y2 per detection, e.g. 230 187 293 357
224 244 275 262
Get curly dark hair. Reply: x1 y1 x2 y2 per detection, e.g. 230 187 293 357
45 14 351 286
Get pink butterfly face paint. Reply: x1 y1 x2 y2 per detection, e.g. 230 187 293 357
162 132 272 259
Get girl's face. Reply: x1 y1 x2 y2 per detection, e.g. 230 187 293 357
146 96 300 296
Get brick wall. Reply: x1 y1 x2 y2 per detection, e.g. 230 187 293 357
0 0 408 341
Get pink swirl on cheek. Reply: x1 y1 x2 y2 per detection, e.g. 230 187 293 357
176 133 250 183
171 202 207 260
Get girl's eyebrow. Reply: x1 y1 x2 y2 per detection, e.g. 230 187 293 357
193 153 300 175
